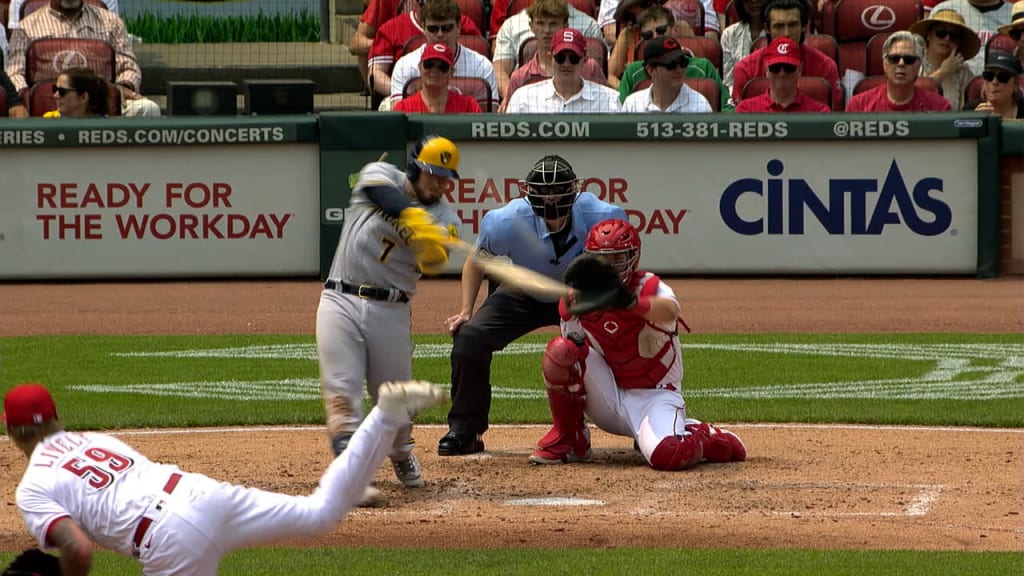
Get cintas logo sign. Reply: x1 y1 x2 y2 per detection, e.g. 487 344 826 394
719 159 952 236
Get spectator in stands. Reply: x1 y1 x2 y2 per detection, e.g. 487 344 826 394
8 0 115 30
44 66 108 117
493 0 603 100
847 31 952 112
910 10 980 111
663 0 721 39
393 42 482 112
367 0 483 97
720 0 767 95
730 0 839 108
2 66 28 117
621 34 713 111
997 2 1024 70
609 0 696 87
387 0 497 108
504 27 620 112
735 36 828 112
350 0 403 94
970 49 1023 119
501 1 607 108
617 7 731 110
6 0 159 117
928 0 1013 75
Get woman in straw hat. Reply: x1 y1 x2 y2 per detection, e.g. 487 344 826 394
996 2 1024 71
910 9 981 110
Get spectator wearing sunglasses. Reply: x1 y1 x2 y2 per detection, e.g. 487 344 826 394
621 35 713 112
493 0 603 100
910 10 980 110
720 0 768 95
394 43 482 113
928 0 1013 75
387 0 497 109
608 0 695 88
735 37 828 112
44 67 109 118
731 0 839 108
504 27 621 113
847 31 952 112
368 0 483 99
501 1 607 109
969 50 1023 119
617 7 731 110
996 2 1024 73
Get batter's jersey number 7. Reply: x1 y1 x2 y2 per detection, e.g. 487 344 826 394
61 447 135 490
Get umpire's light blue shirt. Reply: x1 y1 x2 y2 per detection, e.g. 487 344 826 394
476 192 627 282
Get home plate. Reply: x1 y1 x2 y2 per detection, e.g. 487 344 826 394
505 497 605 506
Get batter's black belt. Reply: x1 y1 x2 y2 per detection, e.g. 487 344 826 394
325 280 409 303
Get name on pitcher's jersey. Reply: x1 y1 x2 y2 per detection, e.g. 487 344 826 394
17 430 183 557
326 162 461 296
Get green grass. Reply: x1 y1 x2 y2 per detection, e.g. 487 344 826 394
124 12 320 43
0 547 1021 576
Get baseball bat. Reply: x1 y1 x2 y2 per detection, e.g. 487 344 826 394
446 239 569 299
378 152 389 162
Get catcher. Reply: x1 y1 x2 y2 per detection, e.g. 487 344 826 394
531 219 747 470
2 381 444 576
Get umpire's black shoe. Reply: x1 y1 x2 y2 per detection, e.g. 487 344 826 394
437 430 484 456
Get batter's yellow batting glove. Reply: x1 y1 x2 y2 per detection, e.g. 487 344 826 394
399 207 451 275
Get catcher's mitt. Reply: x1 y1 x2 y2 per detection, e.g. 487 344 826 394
562 255 635 316
3 548 61 576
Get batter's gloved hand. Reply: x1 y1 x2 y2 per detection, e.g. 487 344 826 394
3 548 61 576
562 255 635 316
399 207 451 275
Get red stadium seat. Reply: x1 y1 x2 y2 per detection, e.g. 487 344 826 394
864 32 891 77
505 0 532 21
741 75 834 108
805 34 838 64
0 86 7 117
664 0 706 36
402 76 496 111
724 0 740 28
683 77 721 111
519 36 608 74
456 0 486 35
25 38 116 85
852 75 942 96
678 36 723 75
961 74 985 110
27 79 121 116
823 0 921 74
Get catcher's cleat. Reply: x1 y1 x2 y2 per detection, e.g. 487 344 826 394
437 431 485 456
378 381 445 418
685 422 747 463
392 453 423 488
529 425 592 465
357 485 385 508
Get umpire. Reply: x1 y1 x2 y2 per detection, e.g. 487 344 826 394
440 155 627 455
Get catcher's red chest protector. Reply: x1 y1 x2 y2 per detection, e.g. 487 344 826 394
580 273 678 389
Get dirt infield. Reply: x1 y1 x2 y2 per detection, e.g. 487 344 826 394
1 278 1022 552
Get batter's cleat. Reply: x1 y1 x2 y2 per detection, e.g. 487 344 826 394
437 431 485 456
392 453 423 488
529 426 592 465
357 485 385 508
378 381 445 418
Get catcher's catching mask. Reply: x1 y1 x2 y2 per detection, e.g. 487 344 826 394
584 219 641 282
522 154 579 220
408 135 460 181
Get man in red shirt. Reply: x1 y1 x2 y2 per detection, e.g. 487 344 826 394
731 0 840 107
847 31 953 112
737 37 830 112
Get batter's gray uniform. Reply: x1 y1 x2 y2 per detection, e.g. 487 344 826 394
317 161 460 462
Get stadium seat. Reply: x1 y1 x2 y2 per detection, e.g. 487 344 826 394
664 0 706 36
864 32 891 77
823 0 921 75
27 79 121 117
403 35 491 59
683 77 721 111
402 75 496 112
741 75 833 108
805 34 838 64
852 75 942 96
723 0 739 28
518 36 608 74
961 74 985 110
985 35 1018 60
455 0 486 35
25 38 116 85
679 36 723 75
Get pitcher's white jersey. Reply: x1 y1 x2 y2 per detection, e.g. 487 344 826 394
325 162 460 296
16 430 181 556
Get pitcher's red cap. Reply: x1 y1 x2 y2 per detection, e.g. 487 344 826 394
3 383 58 426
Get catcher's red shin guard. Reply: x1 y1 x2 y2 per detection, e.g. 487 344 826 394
648 433 705 471
686 423 747 463
531 336 591 464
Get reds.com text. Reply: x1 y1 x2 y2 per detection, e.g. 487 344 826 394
35 182 292 240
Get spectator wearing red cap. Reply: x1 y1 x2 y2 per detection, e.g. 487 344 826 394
621 35 713 112
847 31 952 112
504 27 621 113
736 37 829 112
394 43 482 113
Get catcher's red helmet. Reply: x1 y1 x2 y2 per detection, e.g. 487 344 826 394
584 219 640 281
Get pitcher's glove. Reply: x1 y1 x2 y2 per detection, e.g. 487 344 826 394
562 255 635 316
3 548 61 576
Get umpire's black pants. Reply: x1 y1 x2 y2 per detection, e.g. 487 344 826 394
448 286 561 436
